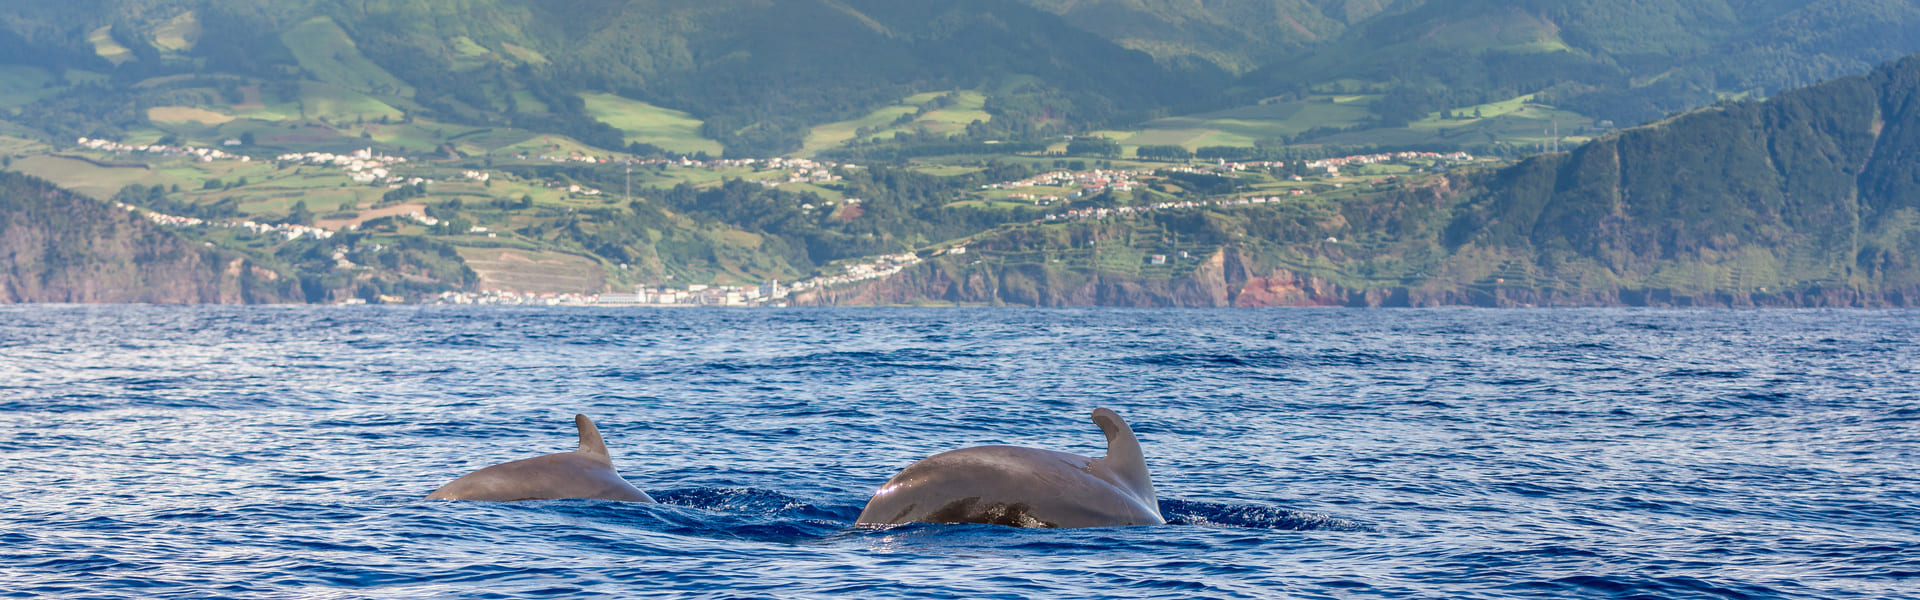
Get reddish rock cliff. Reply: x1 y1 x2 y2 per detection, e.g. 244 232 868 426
0 172 298 304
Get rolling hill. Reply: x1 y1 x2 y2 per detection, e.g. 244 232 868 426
5 0 1920 159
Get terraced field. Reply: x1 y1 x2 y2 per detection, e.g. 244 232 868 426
457 247 607 293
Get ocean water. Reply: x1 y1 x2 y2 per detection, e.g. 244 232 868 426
1 306 1915 599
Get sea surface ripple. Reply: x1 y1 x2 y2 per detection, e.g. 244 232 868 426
1 306 1915 598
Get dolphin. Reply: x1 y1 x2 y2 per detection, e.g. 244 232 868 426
426 414 655 502
856 408 1163 528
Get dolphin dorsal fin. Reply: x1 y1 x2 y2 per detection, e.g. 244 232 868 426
574 414 612 463
1090 408 1159 511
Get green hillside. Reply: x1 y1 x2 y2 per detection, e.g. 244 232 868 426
3 0 1920 160
5 1 1920 304
806 52 1920 307
1015 0 1406 72
0 0 1224 157
1435 52 1920 300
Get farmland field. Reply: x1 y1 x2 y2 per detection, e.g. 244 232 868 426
456 247 607 293
148 106 236 126
87 26 133 66
1098 97 1375 151
799 91 989 157
579 93 722 155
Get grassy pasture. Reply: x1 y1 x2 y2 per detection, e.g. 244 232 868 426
290 82 406 122
149 106 235 126
638 164 764 188
579 93 721 155
0 135 44 155
449 36 501 72
445 128 540 156
10 155 176 200
1089 91 1598 154
499 43 549 65
0 66 60 111
87 26 134 66
232 85 267 110
151 11 200 52
314 201 426 230
776 182 845 201
1421 12 1565 53
913 165 984 177
281 17 412 96
1099 97 1375 152
509 90 550 114
491 132 620 159
897 91 991 136
452 36 491 58
1326 94 1598 149
798 91 989 157
354 119 484 152
800 104 919 156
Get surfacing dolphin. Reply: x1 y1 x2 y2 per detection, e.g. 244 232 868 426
856 408 1162 528
426 414 655 502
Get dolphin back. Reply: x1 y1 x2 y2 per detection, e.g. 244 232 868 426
424 414 654 503
1090 408 1160 520
855 408 1164 528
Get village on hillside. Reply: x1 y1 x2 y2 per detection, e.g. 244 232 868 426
75 133 1474 307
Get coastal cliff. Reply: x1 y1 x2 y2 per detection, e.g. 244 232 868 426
799 55 1920 308
800 249 1920 308
0 172 296 304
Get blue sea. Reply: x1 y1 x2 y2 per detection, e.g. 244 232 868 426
1 306 1916 599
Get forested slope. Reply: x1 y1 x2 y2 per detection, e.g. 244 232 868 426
0 0 1222 155
8 0 1920 156
1437 52 1920 304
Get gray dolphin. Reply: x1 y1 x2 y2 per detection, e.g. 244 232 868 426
426 414 655 502
856 408 1163 528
